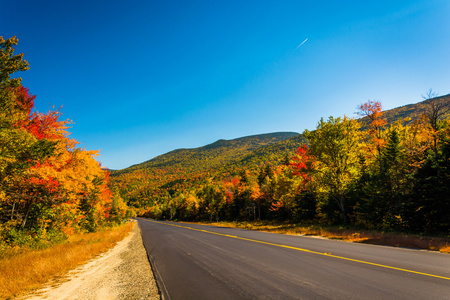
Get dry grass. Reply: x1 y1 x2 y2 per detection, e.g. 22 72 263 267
0 222 133 299
192 221 450 254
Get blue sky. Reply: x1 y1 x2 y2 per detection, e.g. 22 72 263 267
2 0 449 169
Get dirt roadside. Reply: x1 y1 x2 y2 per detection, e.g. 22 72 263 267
23 221 160 300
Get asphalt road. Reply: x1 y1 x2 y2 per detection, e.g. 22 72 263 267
137 219 450 300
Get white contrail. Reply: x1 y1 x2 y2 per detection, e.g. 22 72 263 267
295 38 308 50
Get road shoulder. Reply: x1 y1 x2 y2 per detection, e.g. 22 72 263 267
24 221 160 300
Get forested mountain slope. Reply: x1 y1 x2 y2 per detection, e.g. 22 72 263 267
113 132 300 176
113 93 450 178
358 93 450 129
111 93 450 234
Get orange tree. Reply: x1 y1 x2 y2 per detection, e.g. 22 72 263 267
0 37 119 247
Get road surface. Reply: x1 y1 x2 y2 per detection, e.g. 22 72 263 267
138 219 450 300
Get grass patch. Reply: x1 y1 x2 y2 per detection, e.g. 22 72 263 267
0 222 133 299
190 220 450 253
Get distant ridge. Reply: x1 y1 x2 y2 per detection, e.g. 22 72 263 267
358 93 450 129
113 132 300 176
112 93 450 178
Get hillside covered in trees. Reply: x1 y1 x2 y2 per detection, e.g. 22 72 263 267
0 37 128 249
112 92 450 235
115 132 301 176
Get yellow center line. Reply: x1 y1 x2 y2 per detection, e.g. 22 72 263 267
145 219 450 281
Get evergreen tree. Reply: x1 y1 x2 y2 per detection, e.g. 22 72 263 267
406 138 450 233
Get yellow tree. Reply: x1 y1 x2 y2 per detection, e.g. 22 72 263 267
357 100 387 172
270 165 300 220
304 116 362 223
1 36 115 236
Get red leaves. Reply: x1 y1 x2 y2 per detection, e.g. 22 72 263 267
358 100 388 156
289 145 314 181
11 87 71 141
358 100 382 120
25 111 69 140
13 86 35 115
357 100 387 131
27 176 60 193
270 200 283 212
225 190 233 205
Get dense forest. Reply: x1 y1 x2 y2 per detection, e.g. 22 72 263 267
0 37 129 249
112 93 450 235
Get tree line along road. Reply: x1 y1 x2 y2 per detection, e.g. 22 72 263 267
137 218 450 300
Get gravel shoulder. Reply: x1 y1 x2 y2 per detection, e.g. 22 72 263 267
24 221 160 300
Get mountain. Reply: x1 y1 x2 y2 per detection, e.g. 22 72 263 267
111 93 450 189
112 132 301 177
358 93 450 129
236 134 307 166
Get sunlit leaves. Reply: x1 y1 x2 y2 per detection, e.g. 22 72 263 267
0 36 118 244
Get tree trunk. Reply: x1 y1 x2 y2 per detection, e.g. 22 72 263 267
11 201 15 220
336 195 348 224
342 207 348 224
21 200 33 229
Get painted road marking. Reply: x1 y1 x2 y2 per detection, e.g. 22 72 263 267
144 219 450 281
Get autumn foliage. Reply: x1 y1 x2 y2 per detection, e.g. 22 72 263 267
0 36 128 249
111 94 450 236
3 38 444 238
